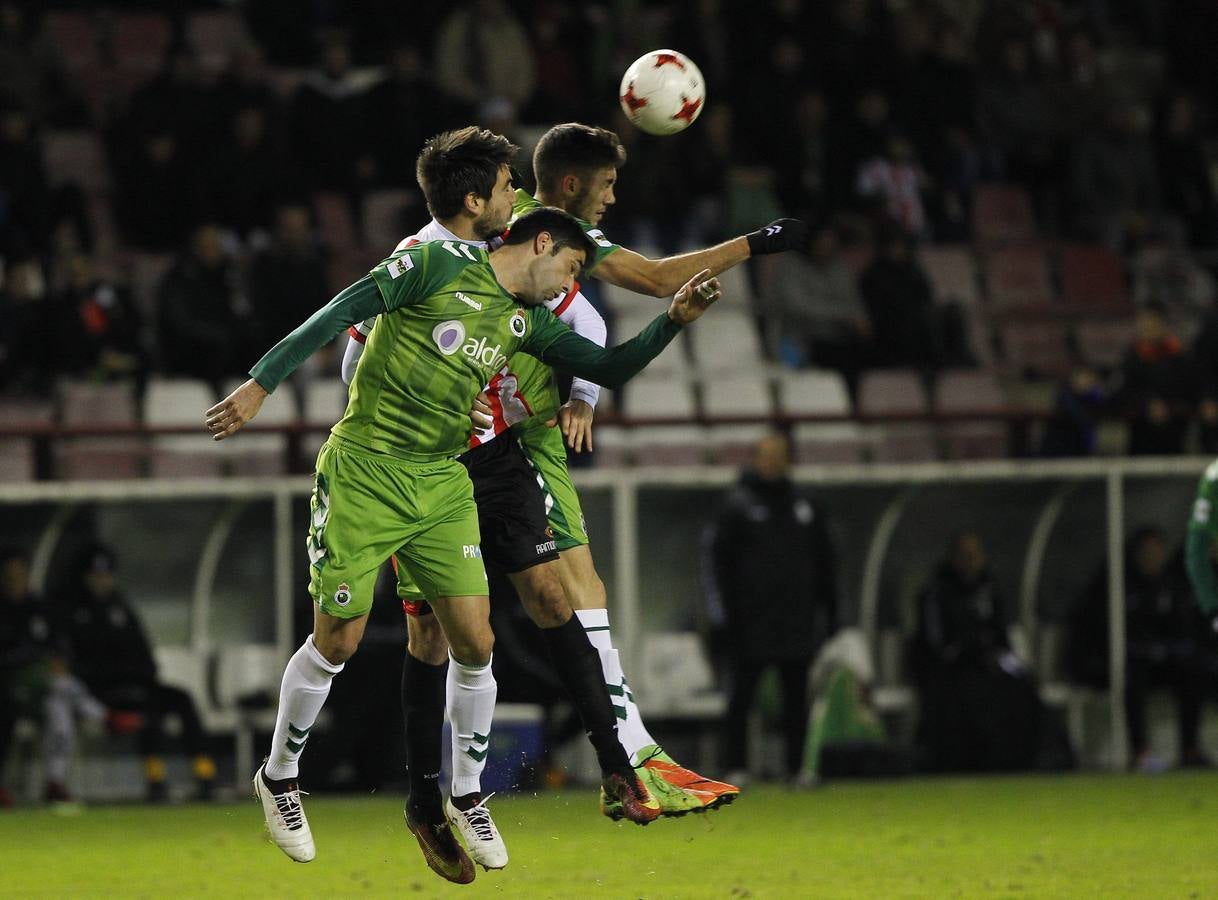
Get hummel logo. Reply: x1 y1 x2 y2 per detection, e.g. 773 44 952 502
765 225 782 236
456 291 482 311
465 731 490 762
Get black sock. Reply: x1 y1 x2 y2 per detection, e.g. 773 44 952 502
540 616 631 777
402 649 447 818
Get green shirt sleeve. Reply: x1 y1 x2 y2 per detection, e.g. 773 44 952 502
520 306 680 390
249 275 386 392
1186 469 1218 614
583 227 621 272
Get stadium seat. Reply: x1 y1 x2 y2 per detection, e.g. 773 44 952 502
590 423 631 467
43 11 98 72
630 424 709 465
686 308 765 370
599 280 649 314
712 263 756 310
610 308 691 375
221 378 299 476
857 369 937 462
362 189 417 253
701 371 773 418
302 378 348 461
209 643 282 778
637 632 723 716
56 380 144 479
1061 243 1132 314
618 372 696 419
42 131 110 193
0 400 52 482
776 369 868 463
972 184 1037 246
112 13 173 82
983 244 1053 313
1000 320 1073 379
707 423 771 465
933 369 1010 459
128 252 176 323
1076 319 1136 371
143 378 228 478
920 244 980 307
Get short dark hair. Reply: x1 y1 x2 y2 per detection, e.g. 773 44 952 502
533 123 626 195
502 207 596 265
415 127 519 219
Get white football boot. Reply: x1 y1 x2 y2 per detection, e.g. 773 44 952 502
254 763 315 863
445 793 508 870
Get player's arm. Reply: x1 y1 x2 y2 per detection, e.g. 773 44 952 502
593 219 809 298
1186 480 1218 618
552 289 607 451
207 276 386 439
524 270 720 390
340 317 376 385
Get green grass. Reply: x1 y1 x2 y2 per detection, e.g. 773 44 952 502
3 774 1218 898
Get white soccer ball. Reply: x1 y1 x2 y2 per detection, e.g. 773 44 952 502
618 49 705 136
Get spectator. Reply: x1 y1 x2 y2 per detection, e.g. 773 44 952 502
754 222 871 388
828 88 896 213
361 44 447 189
209 41 282 133
155 223 251 386
1040 362 1107 457
776 88 830 222
0 103 50 258
858 228 940 368
122 48 212 169
909 532 1044 772
0 2 86 127
1069 105 1160 248
205 105 295 238
51 253 145 385
856 133 929 238
707 430 839 783
112 127 201 252
247 204 330 342
1067 527 1215 771
0 256 56 397
1131 222 1214 341
1110 301 1197 455
433 0 536 122
1155 92 1217 248
54 544 216 802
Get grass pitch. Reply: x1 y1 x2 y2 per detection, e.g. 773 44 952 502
2 773 1217 898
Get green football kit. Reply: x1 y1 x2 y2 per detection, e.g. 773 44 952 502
248 239 680 618
1185 459 1218 616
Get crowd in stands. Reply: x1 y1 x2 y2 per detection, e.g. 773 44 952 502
2 0 1218 467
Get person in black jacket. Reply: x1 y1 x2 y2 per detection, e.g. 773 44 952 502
54 544 215 802
708 430 838 782
910 531 1044 772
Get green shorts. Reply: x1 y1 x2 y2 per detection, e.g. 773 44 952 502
515 420 589 552
307 438 488 618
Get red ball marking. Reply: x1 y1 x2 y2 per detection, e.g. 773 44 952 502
622 82 648 112
672 94 703 123
653 52 686 70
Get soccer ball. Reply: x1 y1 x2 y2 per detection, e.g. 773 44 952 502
619 49 705 136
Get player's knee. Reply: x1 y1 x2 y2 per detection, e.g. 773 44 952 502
407 615 449 666
314 632 360 665
521 582 571 629
448 630 494 667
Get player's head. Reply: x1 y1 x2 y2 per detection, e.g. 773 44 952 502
0 546 30 603
499 207 596 305
533 123 626 226
416 127 519 239
751 430 792 482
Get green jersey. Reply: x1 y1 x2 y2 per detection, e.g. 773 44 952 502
249 240 681 463
1186 459 1218 614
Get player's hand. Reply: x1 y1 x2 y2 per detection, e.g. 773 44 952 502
558 400 595 452
745 218 811 255
668 269 721 325
205 378 267 441
470 391 494 431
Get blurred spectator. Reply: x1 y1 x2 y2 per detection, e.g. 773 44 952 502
361 44 446 189
706 431 839 783
288 33 374 192
210 42 282 132
772 88 829 222
247 204 329 341
205 105 295 238
0 103 50 258
1131 222 1215 341
828 88 896 213
155 223 251 386
0 2 85 127
113 127 202 252
859 229 948 369
520 3 587 124
54 543 216 802
1069 105 1160 248
0 547 110 805
1067 527 1215 771
754 222 871 388
1110 301 1197 454
1155 92 1217 248
51 253 145 385
856 134 928 238
0 257 56 397
1040 362 1107 457
434 1 536 123
909 532 1044 772
122 48 212 167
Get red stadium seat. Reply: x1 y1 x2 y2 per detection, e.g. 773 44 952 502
972 184 1038 247
857 369 937 462
1076 319 1137 371
56 380 144 479
1061 244 1131 314
984 244 1053 313
1000 320 1073 379
920 245 980 307
933 369 1010 459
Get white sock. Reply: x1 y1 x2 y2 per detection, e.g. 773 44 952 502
575 608 656 762
447 652 496 799
264 635 343 781
43 674 79 784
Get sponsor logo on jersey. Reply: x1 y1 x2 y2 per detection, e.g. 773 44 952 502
586 228 613 248
462 335 508 372
509 309 527 337
455 291 482 311
535 539 557 555
386 255 415 279
462 544 482 559
433 320 466 355
334 583 352 606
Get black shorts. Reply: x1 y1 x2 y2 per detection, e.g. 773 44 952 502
404 436 559 617
463 435 560 574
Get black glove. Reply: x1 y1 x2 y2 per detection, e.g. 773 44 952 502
745 218 811 255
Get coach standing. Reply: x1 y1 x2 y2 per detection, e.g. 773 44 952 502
706 430 839 784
